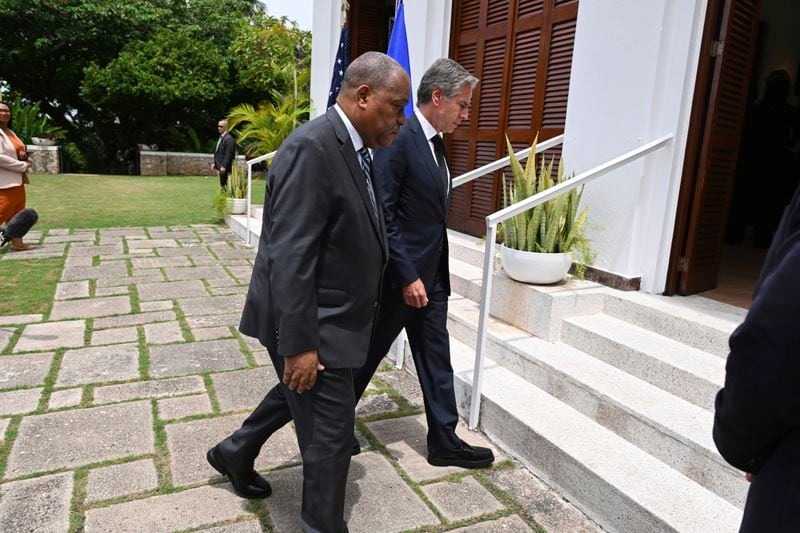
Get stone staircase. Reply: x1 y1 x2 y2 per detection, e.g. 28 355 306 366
228 208 749 533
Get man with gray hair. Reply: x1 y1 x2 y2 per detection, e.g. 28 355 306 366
351 58 495 469
207 51 409 533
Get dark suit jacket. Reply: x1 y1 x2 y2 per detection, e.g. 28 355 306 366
714 186 800 531
239 107 387 368
214 133 235 171
373 112 450 294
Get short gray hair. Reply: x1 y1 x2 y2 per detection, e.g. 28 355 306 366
341 51 406 92
417 58 478 105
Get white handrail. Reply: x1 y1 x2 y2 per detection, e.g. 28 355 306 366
451 134 564 189
245 150 277 246
467 133 674 430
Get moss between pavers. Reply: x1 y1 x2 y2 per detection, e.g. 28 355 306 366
202 373 222 414
174 302 196 343
234 331 258 368
68 467 89 533
137 325 150 380
151 399 173 488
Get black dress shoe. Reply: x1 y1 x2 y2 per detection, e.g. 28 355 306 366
427 440 494 469
207 445 272 499
351 437 361 456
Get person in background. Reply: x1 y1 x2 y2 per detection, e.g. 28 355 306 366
0 102 34 251
212 119 235 188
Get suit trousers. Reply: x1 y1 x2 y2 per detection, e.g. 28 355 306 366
219 170 229 189
219 349 354 533
354 275 460 454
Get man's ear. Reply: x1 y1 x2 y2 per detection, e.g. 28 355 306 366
431 87 443 106
356 85 371 108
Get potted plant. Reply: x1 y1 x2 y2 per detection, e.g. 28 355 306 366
499 135 592 284
225 163 248 215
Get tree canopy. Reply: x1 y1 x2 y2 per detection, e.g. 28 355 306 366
0 0 310 172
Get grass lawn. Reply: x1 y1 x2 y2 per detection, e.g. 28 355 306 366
0 257 63 316
1 173 265 318
24 173 267 230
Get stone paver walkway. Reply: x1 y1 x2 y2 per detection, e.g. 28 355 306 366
0 225 600 532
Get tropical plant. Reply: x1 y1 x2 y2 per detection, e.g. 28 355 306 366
6 98 65 144
500 135 593 273
227 91 310 158
212 186 229 220
5 98 88 170
226 163 247 199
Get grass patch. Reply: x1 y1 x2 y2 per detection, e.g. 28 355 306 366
151 400 173 488
25 173 267 230
0 256 64 316
0 416 22 479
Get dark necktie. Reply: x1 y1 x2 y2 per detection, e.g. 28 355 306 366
430 134 449 197
357 147 379 219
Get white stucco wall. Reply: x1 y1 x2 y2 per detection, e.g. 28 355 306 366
311 0 712 293
562 0 709 292
310 0 453 118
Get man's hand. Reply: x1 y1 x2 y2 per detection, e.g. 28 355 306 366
403 278 428 308
283 350 325 394
219 166 226 173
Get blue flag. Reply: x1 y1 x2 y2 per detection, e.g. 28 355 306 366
387 1 413 117
327 25 350 109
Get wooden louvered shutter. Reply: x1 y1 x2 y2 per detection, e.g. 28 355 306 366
448 0 579 236
349 0 391 58
677 0 761 294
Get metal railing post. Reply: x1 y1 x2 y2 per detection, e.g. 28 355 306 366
468 221 497 430
246 161 253 246
394 328 407 369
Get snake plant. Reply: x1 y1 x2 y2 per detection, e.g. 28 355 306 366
500 135 590 259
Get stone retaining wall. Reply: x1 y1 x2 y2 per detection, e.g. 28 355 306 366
26 145 60 174
139 150 246 177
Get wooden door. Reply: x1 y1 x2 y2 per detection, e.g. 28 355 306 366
349 0 394 58
669 0 761 294
447 0 579 236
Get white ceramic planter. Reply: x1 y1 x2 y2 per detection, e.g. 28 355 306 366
31 137 57 146
500 244 572 284
227 198 247 215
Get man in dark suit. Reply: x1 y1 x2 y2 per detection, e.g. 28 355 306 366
714 185 800 532
212 119 235 188
352 58 494 469
206 52 409 533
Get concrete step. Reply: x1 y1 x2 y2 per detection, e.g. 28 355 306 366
225 213 260 248
447 229 491 268
447 336 743 533
448 257 605 341
561 314 725 411
603 291 745 358
445 294 747 508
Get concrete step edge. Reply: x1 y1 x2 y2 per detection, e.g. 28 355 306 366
448 337 742 533
445 296 746 508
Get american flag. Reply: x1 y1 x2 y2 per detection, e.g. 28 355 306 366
326 25 350 108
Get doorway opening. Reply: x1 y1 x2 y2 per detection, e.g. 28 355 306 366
668 0 800 308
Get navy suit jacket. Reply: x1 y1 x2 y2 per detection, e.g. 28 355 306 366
713 186 800 531
373 112 451 294
239 107 387 368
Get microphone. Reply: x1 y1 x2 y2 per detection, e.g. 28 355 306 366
0 208 38 247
